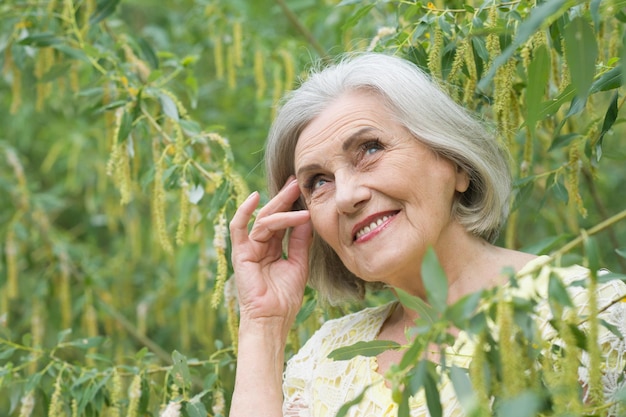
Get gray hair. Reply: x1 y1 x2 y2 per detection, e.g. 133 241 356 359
265 53 511 304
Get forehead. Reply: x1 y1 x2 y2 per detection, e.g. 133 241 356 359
294 91 398 164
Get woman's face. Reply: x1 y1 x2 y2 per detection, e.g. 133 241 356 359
294 90 469 292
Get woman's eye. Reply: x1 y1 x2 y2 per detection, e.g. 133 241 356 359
362 140 383 155
306 175 328 191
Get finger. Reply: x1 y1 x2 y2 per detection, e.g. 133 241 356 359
256 179 301 218
229 191 260 245
249 210 311 243
286 219 313 265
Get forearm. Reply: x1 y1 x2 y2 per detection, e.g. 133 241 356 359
229 319 289 417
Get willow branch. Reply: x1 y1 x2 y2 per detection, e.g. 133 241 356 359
96 297 172 365
275 0 330 63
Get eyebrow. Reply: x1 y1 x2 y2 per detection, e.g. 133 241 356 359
296 127 377 177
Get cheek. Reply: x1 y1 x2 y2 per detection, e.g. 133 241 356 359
308 204 337 242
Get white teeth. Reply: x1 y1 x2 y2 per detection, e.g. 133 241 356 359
355 215 390 239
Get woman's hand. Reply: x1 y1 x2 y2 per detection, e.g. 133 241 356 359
229 177 313 329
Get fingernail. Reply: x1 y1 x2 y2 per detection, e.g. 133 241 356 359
245 191 258 201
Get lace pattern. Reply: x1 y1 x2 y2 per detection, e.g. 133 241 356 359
283 259 626 416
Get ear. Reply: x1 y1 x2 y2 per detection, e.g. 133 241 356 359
454 165 470 193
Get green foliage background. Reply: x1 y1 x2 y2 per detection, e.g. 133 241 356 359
0 0 625 415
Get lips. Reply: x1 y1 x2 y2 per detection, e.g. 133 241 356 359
352 211 399 241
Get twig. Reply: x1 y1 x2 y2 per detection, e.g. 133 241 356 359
582 168 626 271
275 0 330 63
96 297 172 365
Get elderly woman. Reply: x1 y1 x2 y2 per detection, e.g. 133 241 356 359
228 53 626 416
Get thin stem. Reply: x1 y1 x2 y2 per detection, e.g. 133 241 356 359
275 0 330 63
521 208 626 277
96 297 172 364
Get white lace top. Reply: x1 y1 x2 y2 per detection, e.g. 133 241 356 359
283 257 626 417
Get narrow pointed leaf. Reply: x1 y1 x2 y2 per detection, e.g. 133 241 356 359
396 288 439 326
564 16 598 99
328 340 400 361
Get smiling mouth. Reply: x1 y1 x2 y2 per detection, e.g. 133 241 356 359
353 211 399 241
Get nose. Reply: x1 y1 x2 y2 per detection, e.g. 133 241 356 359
334 169 371 214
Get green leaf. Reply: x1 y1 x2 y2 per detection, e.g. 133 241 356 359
478 0 569 91
616 247 626 259
159 92 179 121
66 336 105 349
90 0 122 25
424 371 442 417
335 386 370 417
137 37 159 69
421 247 448 313
17 33 61 47
551 178 568 203
445 291 482 329
590 65 622 93
328 340 401 361
495 390 542 417
596 92 619 160
396 288 439 326
449 366 477 412
583 235 601 280
117 109 133 143
548 133 581 151
295 298 316 325
526 44 550 129
341 4 375 31
398 338 424 370
172 350 191 386
548 272 573 308
540 84 576 119
186 398 208 417
563 16 598 100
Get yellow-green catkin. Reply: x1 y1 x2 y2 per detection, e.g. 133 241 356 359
48 369 66 417
226 44 236 89
229 171 249 205
233 21 243 67
176 182 190 246
127 374 142 417
469 333 491 415
448 39 467 88
271 63 284 120
254 49 266 100
586 274 603 407
106 109 133 205
559 38 571 93
109 368 123 417
427 26 444 81
279 49 295 91
213 35 224 80
4 46 22 114
212 389 225 417
34 47 55 111
6 147 29 210
553 314 584 414
497 298 525 398
211 212 228 309
462 40 477 107
608 20 622 61
567 144 587 218
69 61 80 93
224 277 239 354
18 390 35 417
5 226 18 300
152 139 174 254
